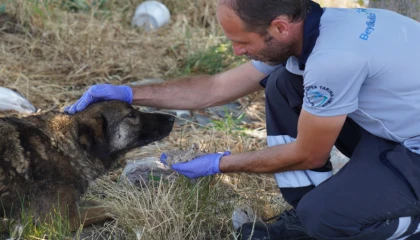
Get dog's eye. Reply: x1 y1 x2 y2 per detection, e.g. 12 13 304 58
127 112 136 118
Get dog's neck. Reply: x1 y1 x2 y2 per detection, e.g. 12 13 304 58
44 112 108 183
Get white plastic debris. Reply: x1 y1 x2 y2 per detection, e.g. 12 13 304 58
131 1 171 31
0 87 36 114
232 205 258 231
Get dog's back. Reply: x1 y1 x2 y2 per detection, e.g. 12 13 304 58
0 117 32 214
0 113 84 220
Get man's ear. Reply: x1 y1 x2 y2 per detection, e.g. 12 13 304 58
77 116 110 160
269 16 290 38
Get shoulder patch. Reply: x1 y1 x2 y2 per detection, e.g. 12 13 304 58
304 85 334 108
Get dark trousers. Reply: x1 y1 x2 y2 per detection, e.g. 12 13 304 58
263 67 420 239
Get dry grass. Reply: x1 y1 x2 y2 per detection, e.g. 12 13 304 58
0 0 364 239
0 0 364 111
368 0 420 20
1 0 234 111
94 120 285 239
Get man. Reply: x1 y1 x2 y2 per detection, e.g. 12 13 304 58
66 0 420 239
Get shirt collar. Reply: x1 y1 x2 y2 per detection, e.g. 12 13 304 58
298 1 324 70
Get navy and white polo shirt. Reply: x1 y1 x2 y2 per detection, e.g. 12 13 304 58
253 7 420 154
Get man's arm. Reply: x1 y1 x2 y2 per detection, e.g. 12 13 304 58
219 110 347 173
65 61 267 114
131 61 266 110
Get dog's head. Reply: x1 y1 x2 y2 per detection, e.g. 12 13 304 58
73 100 174 167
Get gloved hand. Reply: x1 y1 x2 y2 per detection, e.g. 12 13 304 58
160 151 231 179
65 84 133 114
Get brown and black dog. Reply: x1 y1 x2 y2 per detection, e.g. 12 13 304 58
0 100 174 230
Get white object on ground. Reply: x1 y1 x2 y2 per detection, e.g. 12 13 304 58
173 110 191 118
0 87 36 114
232 205 258 231
164 143 206 167
122 157 176 186
131 1 171 31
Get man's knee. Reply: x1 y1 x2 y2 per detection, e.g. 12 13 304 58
297 196 328 239
265 67 302 97
296 192 348 239
296 193 398 240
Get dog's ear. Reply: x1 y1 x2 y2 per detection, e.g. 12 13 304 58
77 115 110 160
78 126 95 151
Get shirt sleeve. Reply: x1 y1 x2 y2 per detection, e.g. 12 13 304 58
302 50 369 117
251 60 283 75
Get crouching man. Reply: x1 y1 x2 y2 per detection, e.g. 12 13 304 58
66 0 420 239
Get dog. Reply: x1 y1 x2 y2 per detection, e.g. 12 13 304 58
0 100 174 231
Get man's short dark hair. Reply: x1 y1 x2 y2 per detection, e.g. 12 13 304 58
222 0 311 34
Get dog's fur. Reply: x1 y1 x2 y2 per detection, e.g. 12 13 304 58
0 100 174 230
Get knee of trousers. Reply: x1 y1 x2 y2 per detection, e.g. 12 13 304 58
296 194 346 239
265 66 292 99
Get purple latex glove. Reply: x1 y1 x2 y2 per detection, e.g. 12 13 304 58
65 84 133 114
160 151 231 179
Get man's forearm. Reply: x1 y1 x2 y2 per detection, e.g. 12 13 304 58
131 75 222 110
130 62 265 110
219 143 328 173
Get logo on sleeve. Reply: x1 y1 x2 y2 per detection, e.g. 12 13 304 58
356 8 377 41
304 85 334 107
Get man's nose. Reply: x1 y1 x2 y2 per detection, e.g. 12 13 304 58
232 43 247 56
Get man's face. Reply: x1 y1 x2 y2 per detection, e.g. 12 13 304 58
217 4 298 66
246 33 298 66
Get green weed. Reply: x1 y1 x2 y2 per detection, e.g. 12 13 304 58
210 108 247 135
178 40 246 76
4 197 74 240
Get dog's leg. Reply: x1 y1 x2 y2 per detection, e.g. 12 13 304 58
0 219 8 233
70 202 113 231
31 185 113 232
